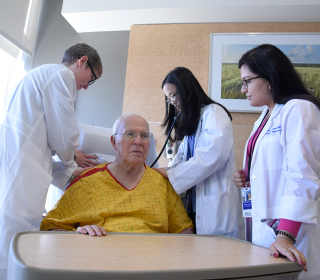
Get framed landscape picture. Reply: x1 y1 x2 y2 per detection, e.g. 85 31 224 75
209 33 320 112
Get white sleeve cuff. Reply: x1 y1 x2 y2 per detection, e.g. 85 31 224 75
279 196 318 224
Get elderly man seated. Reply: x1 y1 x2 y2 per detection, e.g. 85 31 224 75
41 113 193 236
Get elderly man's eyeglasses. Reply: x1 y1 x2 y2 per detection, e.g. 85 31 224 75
241 76 260 90
166 94 177 104
115 130 153 142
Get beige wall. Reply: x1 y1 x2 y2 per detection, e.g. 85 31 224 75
123 22 320 169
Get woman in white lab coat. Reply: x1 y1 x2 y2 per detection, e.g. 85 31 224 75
0 43 102 279
233 44 320 279
154 67 240 237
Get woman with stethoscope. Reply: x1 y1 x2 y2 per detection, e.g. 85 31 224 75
153 67 241 237
233 44 320 279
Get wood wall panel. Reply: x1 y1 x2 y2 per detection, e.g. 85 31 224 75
123 22 320 169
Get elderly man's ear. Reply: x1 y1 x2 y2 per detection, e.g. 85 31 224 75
111 135 117 151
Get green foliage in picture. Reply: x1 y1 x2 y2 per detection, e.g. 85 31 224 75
296 66 320 98
221 63 243 99
221 63 320 99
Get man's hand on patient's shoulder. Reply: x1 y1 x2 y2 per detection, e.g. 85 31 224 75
76 225 107 237
74 150 98 168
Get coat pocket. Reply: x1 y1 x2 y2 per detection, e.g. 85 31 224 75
258 136 285 171
2 152 52 230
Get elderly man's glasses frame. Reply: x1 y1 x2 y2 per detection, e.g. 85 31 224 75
115 131 153 142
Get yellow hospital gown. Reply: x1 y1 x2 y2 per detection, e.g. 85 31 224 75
41 163 193 233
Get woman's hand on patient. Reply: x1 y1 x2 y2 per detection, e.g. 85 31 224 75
233 170 246 189
269 233 307 272
152 167 168 178
76 225 107 237
74 150 98 167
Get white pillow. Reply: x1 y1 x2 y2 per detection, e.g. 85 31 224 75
78 123 116 156
77 123 159 167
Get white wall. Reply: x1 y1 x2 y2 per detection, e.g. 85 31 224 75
32 0 129 128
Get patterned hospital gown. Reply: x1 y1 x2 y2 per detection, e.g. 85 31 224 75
40 163 193 233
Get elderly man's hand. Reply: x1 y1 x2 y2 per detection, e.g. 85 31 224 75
74 150 98 167
76 225 107 237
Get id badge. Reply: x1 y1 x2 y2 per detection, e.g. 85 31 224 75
242 182 252 217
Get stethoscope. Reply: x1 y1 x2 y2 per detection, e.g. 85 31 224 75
150 111 181 168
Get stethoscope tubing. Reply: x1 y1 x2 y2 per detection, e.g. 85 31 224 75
150 111 181 168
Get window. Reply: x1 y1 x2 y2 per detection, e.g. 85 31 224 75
0 48 26 113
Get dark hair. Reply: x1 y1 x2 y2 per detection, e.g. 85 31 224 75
62 43 103 77
238 44 320 110
162 67 232 140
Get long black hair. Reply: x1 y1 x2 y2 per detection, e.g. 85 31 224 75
238 44 320 110
162 67 232 141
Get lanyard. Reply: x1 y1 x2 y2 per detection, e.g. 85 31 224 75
246 111 270 183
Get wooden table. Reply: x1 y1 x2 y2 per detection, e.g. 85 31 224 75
8 232 302 280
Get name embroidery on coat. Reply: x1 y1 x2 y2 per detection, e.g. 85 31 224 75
266 126 281 135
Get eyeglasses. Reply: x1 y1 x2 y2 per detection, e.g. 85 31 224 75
115 130 153 142
166 94 177 104
86 60 97 86
78 57 97 86
241 76 260 90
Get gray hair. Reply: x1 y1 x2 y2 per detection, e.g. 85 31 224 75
61 43 103 76
113 113 149 135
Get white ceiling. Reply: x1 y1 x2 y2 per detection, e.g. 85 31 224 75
61 0 320 33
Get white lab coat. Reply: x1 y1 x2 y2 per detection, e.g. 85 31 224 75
0 64 79 279
45 155 80 212
245 100 320 280
167 104 240 237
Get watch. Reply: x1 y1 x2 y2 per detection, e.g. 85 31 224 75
69 171 75 182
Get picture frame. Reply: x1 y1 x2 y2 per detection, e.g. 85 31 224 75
209 33 320 113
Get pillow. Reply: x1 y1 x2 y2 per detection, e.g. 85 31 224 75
77 123 159 167
78 123 116 156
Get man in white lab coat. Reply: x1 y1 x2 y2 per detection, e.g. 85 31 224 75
0 43 102 279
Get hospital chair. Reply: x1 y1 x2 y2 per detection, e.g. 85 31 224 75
45 123 158 212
